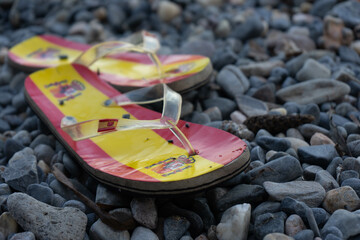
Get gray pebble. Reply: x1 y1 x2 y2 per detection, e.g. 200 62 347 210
26 183 54 205
294 229 314 240
203 97 236 118
34 144 55 166
216 65 249 98
131 198 157 229
89 219 130 240
256 136 290 152
298 144 339 168
296 59 330 82
164 216 190 240
63 200 86 213
254 212 287 240
298 124 330 139
348 140 360 157
314 170 339 192
339 170 359 185
322 209 360 239
131 226 158 240
9 232 36 240
342 178 360 198
252 201 281 222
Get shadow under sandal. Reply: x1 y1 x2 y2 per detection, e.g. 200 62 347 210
24 63 250 195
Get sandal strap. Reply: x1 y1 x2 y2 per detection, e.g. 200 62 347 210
73 31 164 83
61 84 195 156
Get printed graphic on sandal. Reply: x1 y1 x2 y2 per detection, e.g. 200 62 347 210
45 79 85 103
27 47 61 59
145 155 196 177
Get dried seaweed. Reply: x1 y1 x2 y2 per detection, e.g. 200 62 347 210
52 167 136 231
243 114 315 134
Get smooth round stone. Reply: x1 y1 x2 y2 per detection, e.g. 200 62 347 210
251 83 276 103
300 103 320 123
7 193 87 240
256 136 290 152
298 144 339 168
216 203 251 240
239 60 284 77
0 92 12 106
29 134 55 149
0 212 18 239
0 183 11 195
63 200 86 213
335 102 357 117
203 107 222 121
89 219 130 240
321 226 343 240
342 157 360 174
0 119 10 133
203 97 237 118
95 184 130 209
12 130 31 146
322 186 360 213
296 59 331 82
26 183 54 205
298 124 329 139
348 134 360 144
276 79 350 105
157 1 181 22
235 95 268 117
321 209 360 239
339 170 359 185
254 212 287 240
192 198 215 231
34 144 55 166
339 46 360 65
51 193 66 208
4 138 25 160
269 67 289 84
252 201 281 222
191 112 211 125
348 140 360 157
341 178 360 198
285 137 309 151
164 216 190 240
263 233 294 240
263 181 326 207
293 229 314 240
131 198 157 229
231 15 264 42
131 226 158 240
310 133 335 146
230 111 247 125
250 146 266 162
314 170 339 192
303 165 324 181
311 207 330 228
286 128 304 140
326 157 343 178
9 231 36 240
285 214 306 237
62 153 80 177
216 65 249 98
180 40 215 58
344 122 360 135
38 160 51 174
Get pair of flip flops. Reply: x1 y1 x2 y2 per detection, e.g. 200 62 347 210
10 33 250 195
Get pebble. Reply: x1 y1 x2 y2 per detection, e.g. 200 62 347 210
310 132 335 146
34 144 55 166
263 181 326 207
254 212 287 240
95 184 130 209
2 148 38 192
130 226 158 240
250 146 266 162
252 201 281 221
293 229 314 240
285 137 309 151
9 232 36 240
276 79 351 104
244 156 302 185
341 178 360 198
264 233 294 240
0 212 18 238
7 193 87 240
303 165 324 181
12 130 31 146
239 60 284 77
203 97 237 118
235 95 268 117
256 136 290 152
163 216 190 240
322 209 360 239
285 214 306 236
62 153 80 177
296 59 331 82
339 170 359 185
130 198 157 229
314 170 339 192
348 140 360 157
298 144 339 168
157 1 181 22
216 184 267 212
216 203 251 240
4 138 25 160
192 198 216 231
180 40 215 58
89 219 130 240
26 183 53 205
63 200 86 213
231 15 264 42
322 186 360 213
216 65 249 98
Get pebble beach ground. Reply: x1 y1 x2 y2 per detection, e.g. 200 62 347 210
1 0 360 239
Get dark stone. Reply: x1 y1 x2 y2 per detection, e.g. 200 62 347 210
294 229 315 240
256 136 291 152
163 216 190 240
298 145 339 168
0 119 10 133
342 178 360 198
4 139 25 160
331 1 360 28
254 212 287 240
339 170 359 185
62 153 81 177
95 184 130 210
216 65 249 98
231 15 264 41
203 97 237 118
326 157 343 178
252 201 281 222
322 209 360 239
63 200 86 213
310 0 337 18
348 140 360 157
192 198 216 231
311 207 329 228
26 183 53 205
250 146 266 162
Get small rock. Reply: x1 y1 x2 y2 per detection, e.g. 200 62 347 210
7 193 87 240
63 200 86 213
348 140 360 157
131 198 157 229
285 214 306 237
298 124 329 139
276 79 350 104
216 203 251 240
192 198 216 231
130 226 158 240
293 229 314 240
239 60 284 77
252 201 281 222
264 233 294 240
315 170 339 192
217 184 267 211
216 65 249 98
331 1 360 28
4 138 25 160
264 181 326 207
342 178 360 198
157 1 181 22
163 216 190 240
339 170 359 185
203 97 237 118
180 40 215 58
89 219 130 240
96 184 130 210
303 165 324 181
321 209 360 239
256 136 290 152
310 133 335 146
9 232 36 240
285 137 309 151
62 153 80 177
342 157 360 175
34 144 55 166
296 59 331 82
312 207 330 228
231 15 264 42
298 144 339 168
0 212 18 238
254 212 287 240
235 95 268 117
322 186 360 213
26 183 54 205
12 130 31 146
323 15 353 49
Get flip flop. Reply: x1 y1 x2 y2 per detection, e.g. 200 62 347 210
10 32 212 93
24 63 249 195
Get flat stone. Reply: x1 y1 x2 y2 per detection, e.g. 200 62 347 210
192 198 216 231
4 138 25 160
217 184 267 212
0 212 18 238
9 232 36 240
298 144 339 168
203 97 237 118
312 207 330 228
26 183 54 205
348 140 360 157
7 193 87 240
303 165 324 181
293 229 314 240
342 178 360 198
322 186 360 213
163 216 190 240
310 133 335 146
239 60 284 77
296 59 330 82
285 137 309 151
216 65 249 98
235 95 268 117
264 181 326 207
332 1 360 28
180 40 215 58
322 209 360 239
314 170 339 192
131 198 157 229
298 124 329 139
89 219 130 240
276 79 350 104
256 136 290 152
96 184 130 210
231 15 264 42
12 130 31 146
244 156 302 185
339 170 359 185
342 157 360 175
34 144 55 166
285 214 306 237
252 201 281 221
131 226 158 240
216 203 251 240
157 1 181 22
3 148 38 192
254 212 287 240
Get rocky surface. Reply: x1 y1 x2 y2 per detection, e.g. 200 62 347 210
1 0 360 239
